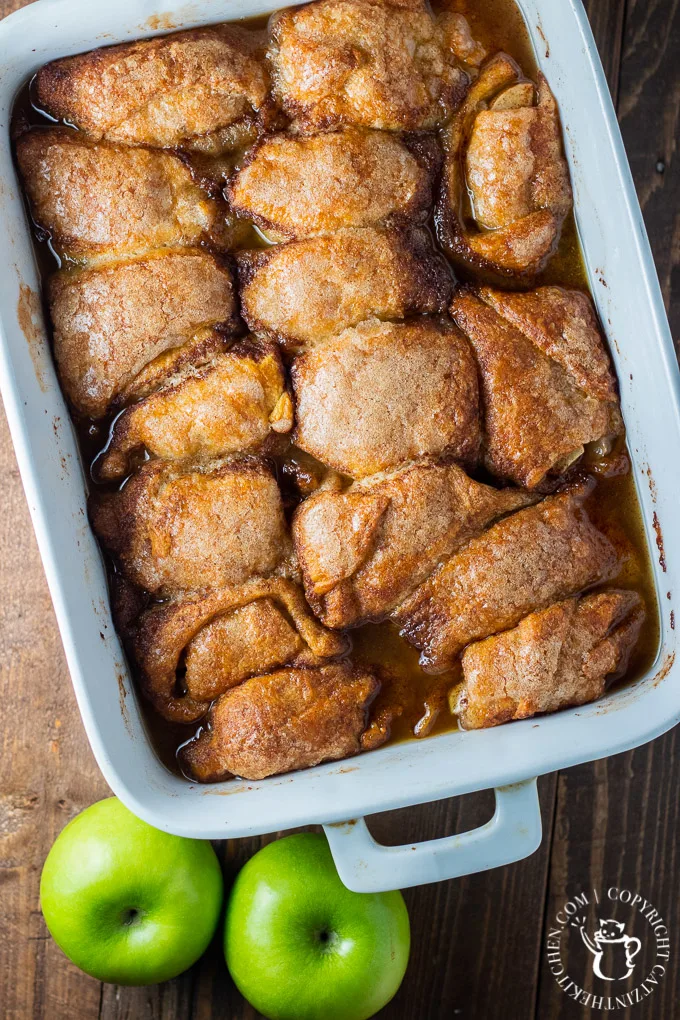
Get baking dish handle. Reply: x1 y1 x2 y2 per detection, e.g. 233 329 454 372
323 778 541 892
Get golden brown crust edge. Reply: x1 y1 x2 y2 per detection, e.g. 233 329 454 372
34 24 270 150
455 589 645 729
236 226 453 349
179 662 380 781
129 577 350 723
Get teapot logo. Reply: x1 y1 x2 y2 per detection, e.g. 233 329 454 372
545 886 670 1010
579 918 642 981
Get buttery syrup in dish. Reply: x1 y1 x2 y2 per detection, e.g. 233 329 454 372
11 0 660 777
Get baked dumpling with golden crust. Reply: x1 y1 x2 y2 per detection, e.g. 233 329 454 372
228 128 437 239
180 662 381 781
90 457 291 596
291 318 480 477
49 251 237 419
237 227 452 349
127 577 349 722
394 488 623 672
268 0 468 131
454 590 645 729
34 25 270 154
293 460 535 628
96 336 293 481
451 286 623 488
16 129 242 260
437 54 572 278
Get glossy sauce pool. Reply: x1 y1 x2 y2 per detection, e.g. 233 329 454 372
11 0 661 776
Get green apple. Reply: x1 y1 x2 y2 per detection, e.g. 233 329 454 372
225 832 410 1020
40 797 223 985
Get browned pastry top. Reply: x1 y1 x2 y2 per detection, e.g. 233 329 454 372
34 24 269 151
292 317 480 477
269 0 468 131
228 127 437 238
451 286 623 488
16 128 241 258
180 662 380 781
129 577 348 723
90 457 292 597
49 251 237 419
395 488 624 672
456 590 645 728
237 226 452 349
293 459 535 628
437 53 572 277
97 337 292 480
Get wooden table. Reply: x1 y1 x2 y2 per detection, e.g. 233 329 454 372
1 1 678 1017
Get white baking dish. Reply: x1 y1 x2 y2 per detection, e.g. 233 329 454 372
0 0 677 892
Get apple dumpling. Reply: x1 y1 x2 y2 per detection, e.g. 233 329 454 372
128 578 348 723
228 127 437 239
437 53 572 278
268 0 468 131
96 336 293 481
33 24 270 153
291 318 480 477
48 251 237 418
90 457 292 596
453 590 645 728
237 227 452 350
451 286 623 488
180 662 381 781
394 488 623 672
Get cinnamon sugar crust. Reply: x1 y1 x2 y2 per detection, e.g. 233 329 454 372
130 577 348 722
16 128 243 259
394 488 624 672
90 457 292 597
268 0 468 131
180 662 380 781
237 226 452 349
437 53 572 278
97 336 292 480
49 250 237 419
34 25 270 152
228 127 438 239
291 317 480 477
293 459 536 627
451 286 623 488
455 590 645 728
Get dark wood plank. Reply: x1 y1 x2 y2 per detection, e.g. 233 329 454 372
0 402 106 1020
618 0 680 348
535 733 680 1019
375 781 558 1020
582 0 629 100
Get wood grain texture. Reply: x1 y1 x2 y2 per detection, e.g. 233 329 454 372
0 398 107 1020
535 733 680 1019
582 0 628 99
618 0 680 348
0 1 676 1018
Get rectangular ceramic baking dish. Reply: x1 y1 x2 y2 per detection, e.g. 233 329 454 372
1 0 678 892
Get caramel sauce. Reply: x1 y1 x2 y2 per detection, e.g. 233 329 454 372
11 0 660 778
